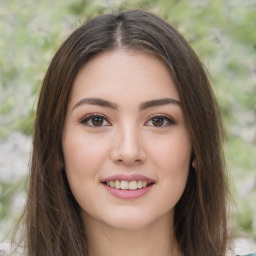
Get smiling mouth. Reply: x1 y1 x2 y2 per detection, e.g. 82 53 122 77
102 180 154 190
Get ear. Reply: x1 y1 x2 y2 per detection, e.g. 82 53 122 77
192 159 197 169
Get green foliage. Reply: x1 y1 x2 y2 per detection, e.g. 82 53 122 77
0 0 255 242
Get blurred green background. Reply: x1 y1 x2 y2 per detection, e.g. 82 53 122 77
0 0 255 246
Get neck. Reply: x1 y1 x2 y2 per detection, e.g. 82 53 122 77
83 213 182 256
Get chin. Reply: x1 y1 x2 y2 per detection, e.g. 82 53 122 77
101 208 172 231
110 218 150 230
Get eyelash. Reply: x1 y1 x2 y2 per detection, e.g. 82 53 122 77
80 113 111 127
145 114 176 127
79 113 176 127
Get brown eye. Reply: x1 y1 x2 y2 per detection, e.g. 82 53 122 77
80 114 110 127
91 117 104 126
152 117 164 126
145 115 176 127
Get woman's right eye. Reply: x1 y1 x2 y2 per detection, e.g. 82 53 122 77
80 114 111 127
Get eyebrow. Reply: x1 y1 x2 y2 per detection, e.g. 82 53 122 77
72 98 118 110
72 97 180 111
139 98 181 110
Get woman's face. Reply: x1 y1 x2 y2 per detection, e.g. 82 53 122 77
62 50 192 231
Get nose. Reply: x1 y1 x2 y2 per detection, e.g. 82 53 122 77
110 124 146 166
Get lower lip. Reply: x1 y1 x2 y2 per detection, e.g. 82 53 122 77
102 183 154 199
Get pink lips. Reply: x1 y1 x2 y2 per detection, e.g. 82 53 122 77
101 174 155 200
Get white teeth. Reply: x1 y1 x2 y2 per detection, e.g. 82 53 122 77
115 180 120 189
106 180 151 190
120 180 128 189
128 181 137 190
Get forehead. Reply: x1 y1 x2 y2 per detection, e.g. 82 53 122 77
69 49 180 106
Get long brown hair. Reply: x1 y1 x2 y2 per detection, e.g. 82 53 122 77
14 10 229 256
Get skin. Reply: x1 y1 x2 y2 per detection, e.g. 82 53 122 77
62 50 192 256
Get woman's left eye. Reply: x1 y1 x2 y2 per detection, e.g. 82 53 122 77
145 115 175 127
80 114 110 127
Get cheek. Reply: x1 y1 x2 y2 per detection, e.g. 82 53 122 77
62 133 110 211
62 132 110 180
147 130 191 200
149 130 192 172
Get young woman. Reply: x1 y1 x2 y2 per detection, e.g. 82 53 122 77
12 9 255 256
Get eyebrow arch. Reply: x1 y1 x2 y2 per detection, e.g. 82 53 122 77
72 97 180 111
139 98 181 110
72 97 118 110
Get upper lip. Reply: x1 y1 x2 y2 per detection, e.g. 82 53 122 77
101 174 155 183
